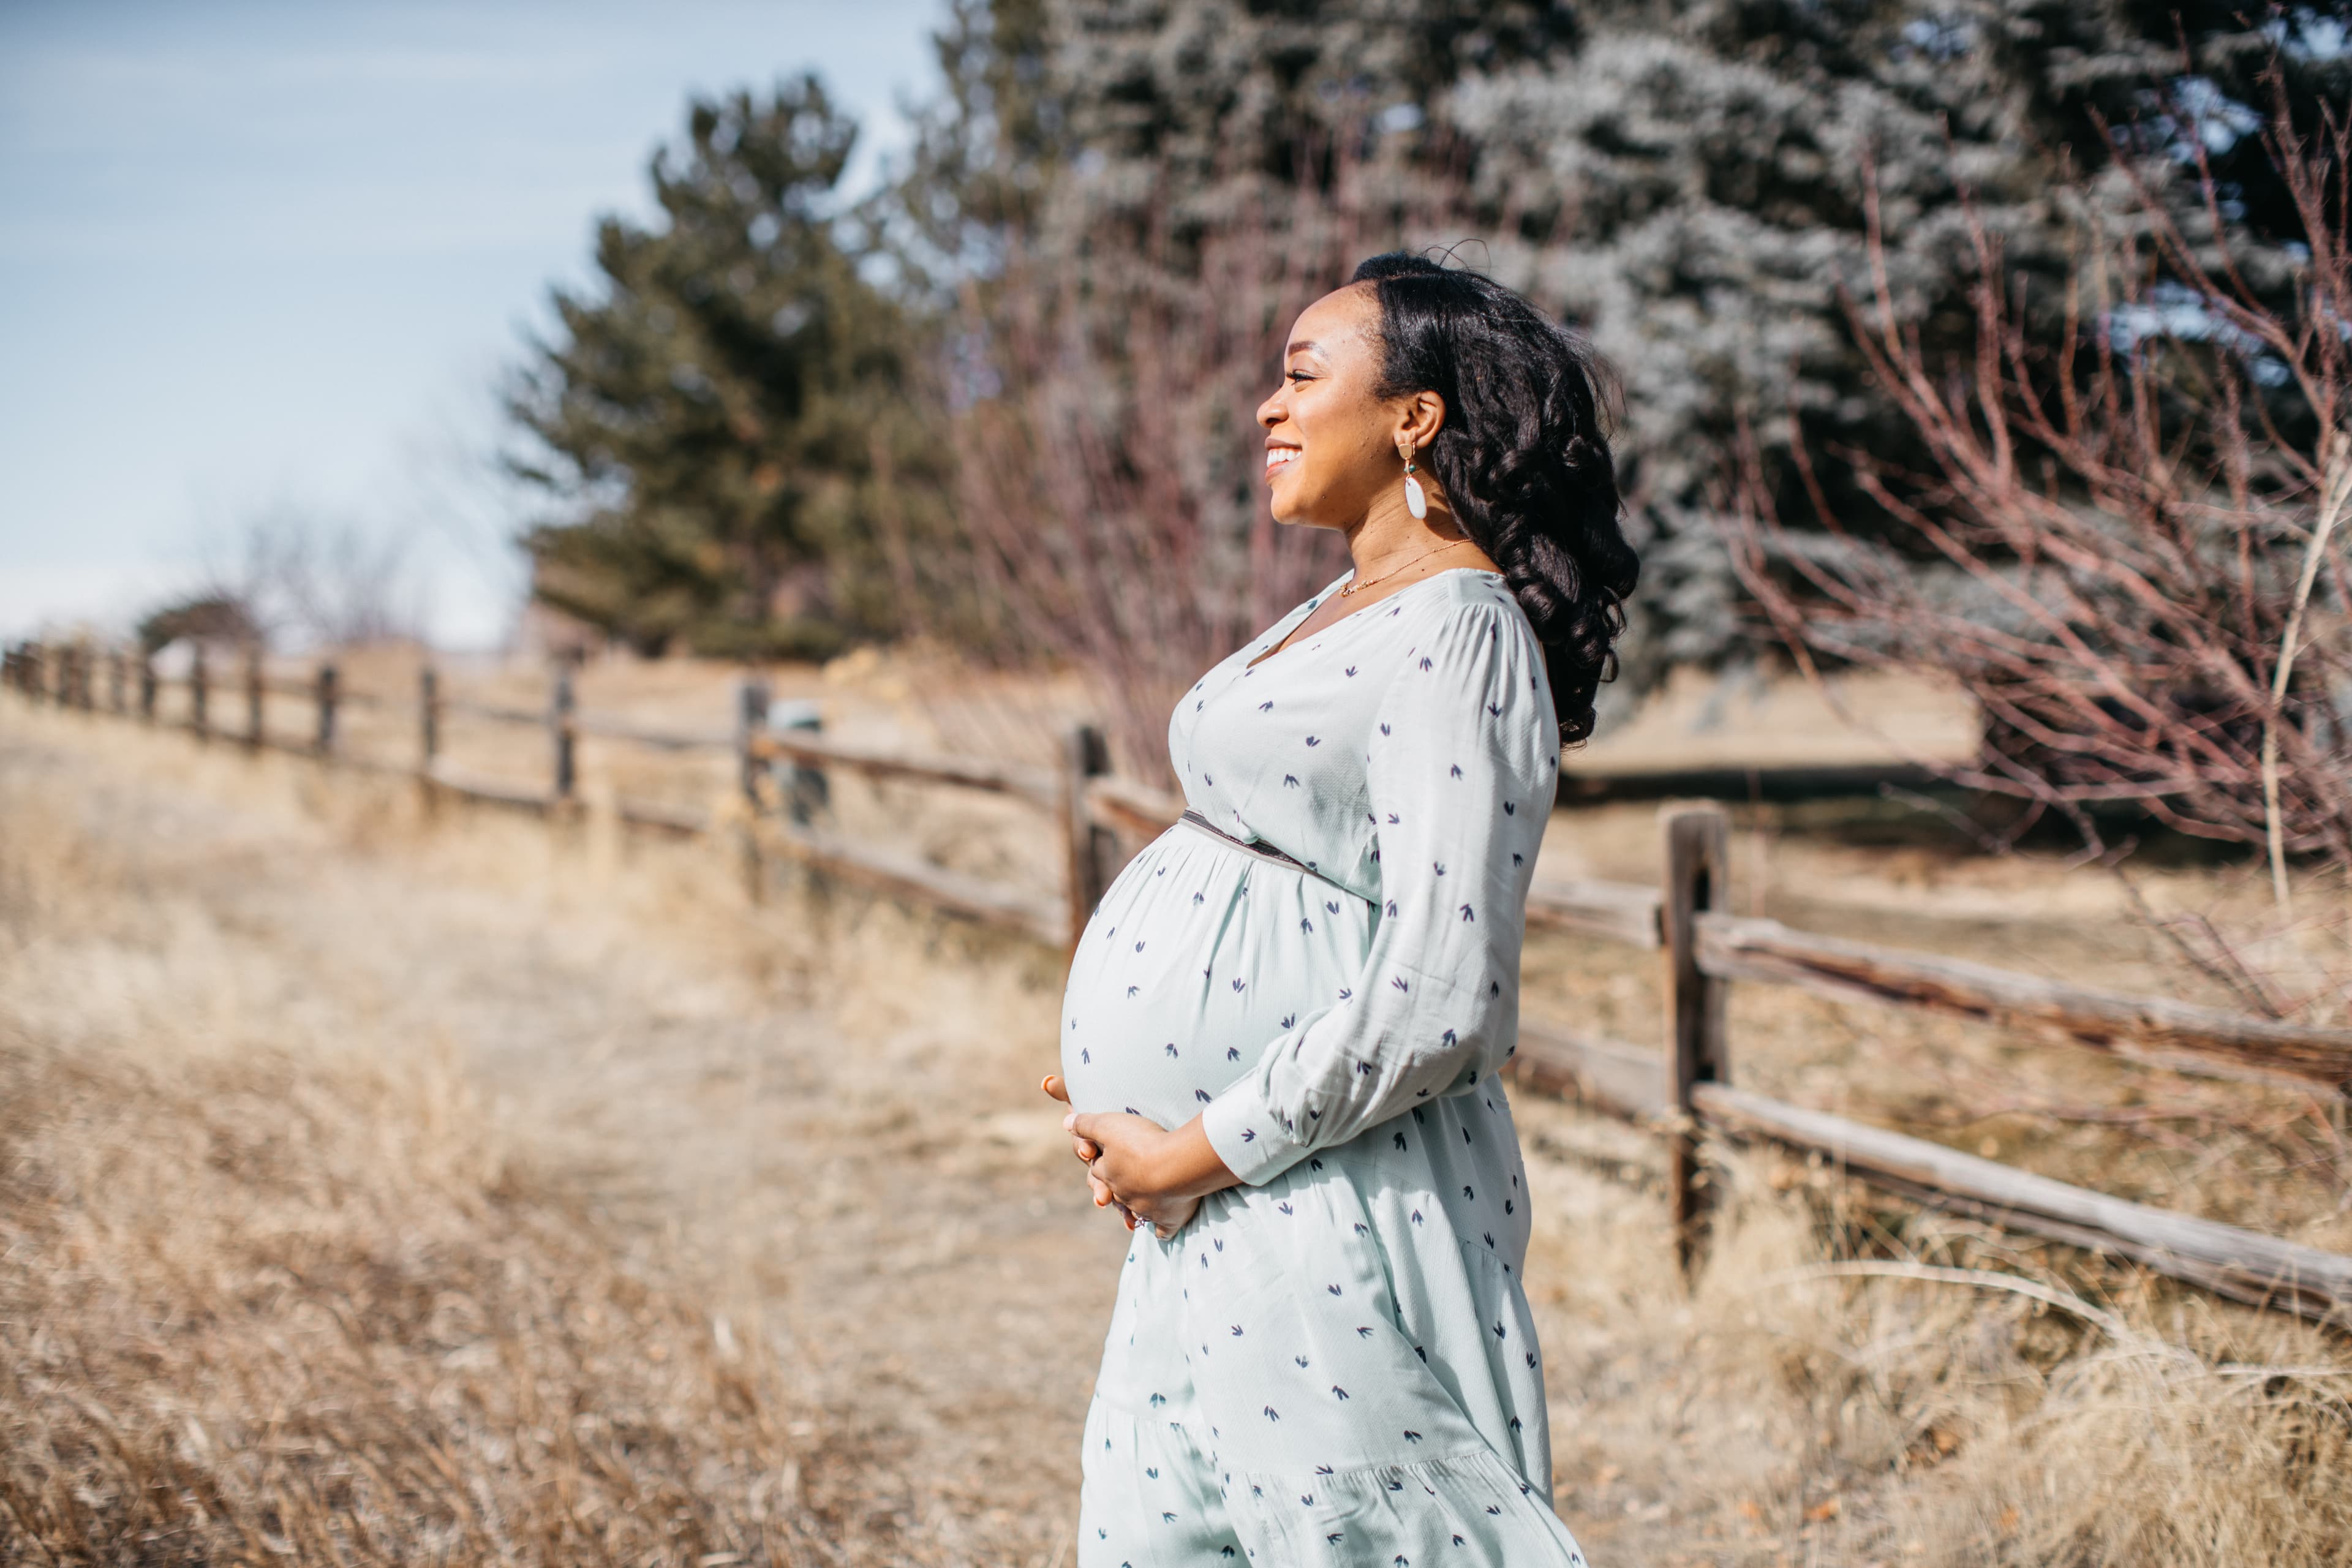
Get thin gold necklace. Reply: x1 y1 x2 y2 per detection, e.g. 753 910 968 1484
1338 538 1474 598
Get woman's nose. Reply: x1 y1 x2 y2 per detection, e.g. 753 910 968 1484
1256 388 1284 428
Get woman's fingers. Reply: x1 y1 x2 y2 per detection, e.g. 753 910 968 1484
1044 1079 1100 1161
1130 1194 1201 1242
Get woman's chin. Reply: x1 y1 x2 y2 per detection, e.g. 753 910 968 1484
1265 486 1340 530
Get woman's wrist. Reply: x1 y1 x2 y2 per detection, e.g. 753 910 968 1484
1155 1116 1240 1202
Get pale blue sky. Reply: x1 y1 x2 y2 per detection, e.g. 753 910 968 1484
0 0 941 645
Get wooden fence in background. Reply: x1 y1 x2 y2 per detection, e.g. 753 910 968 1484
8 639 2349 1331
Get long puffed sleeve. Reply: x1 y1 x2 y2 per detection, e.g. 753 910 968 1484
1199 597 1557 1186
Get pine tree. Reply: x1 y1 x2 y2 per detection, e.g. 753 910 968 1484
1046 0 1574 228
886 0 1061 288
907 0 2348 700
508 76 940 658
1449 0 2350 679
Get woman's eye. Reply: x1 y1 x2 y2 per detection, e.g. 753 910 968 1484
1286 369 1313 384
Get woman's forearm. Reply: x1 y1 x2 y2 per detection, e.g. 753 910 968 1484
1153 1115 1243 1201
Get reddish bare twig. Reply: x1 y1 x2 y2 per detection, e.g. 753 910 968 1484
1726 80 2352 880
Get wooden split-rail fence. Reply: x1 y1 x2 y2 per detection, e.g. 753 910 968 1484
8 639 2351 1331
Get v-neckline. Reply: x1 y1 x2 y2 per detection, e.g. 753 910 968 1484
1242 567 1504 673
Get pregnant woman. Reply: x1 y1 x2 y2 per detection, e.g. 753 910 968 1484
1042 252 1638 1566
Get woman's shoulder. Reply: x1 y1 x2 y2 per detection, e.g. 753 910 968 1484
1372 570 1547 715
1371 571 1559 771
1392 568 1539 652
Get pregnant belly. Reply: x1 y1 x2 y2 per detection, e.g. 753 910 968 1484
1058 824 1373 1130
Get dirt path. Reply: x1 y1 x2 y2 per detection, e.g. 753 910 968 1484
4 711 1127 1565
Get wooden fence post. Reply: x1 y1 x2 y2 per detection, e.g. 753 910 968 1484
737 676 771 902
415 665 440 812
138 652 157 722
764 699 828 826
108 649 127 714
418 666 439 771
737 677 771 809
1662 804 1731 1274
245 648 265 751
190 645 210 740
1061 723 1115 953
549 659 576 804
315 663 338 757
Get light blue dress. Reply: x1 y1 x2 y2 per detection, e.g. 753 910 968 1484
1059 568 1590 1567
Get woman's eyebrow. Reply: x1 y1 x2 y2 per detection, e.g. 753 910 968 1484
1285 340 1324 359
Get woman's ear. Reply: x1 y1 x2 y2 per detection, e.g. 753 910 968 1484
1396 389 1447 453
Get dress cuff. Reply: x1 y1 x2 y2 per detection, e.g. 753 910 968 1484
1200 1079 1306 1187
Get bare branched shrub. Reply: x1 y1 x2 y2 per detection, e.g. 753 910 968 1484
187 505 425 652
1728 78 2352 897
938 153 1482 778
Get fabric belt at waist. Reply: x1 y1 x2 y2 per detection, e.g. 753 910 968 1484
1178 809 1365 900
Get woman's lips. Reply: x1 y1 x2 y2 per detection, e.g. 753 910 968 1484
1264 446 1300 475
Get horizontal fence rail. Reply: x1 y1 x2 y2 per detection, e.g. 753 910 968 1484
1695 912 2352 1096
1691 1082 2352 1322
752 729 1062 809
7 637 2346 1331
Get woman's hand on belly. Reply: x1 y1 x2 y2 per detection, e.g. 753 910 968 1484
1042 1074 1139 1227
1042 1075 1235 1240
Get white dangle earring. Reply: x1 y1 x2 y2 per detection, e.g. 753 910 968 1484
1400 444 1428 521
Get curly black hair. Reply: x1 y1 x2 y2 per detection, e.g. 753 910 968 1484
1351 252 1640 745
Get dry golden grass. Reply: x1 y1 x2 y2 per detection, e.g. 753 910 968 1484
1518 1105 2352 1566
0 729 875 1566
6 682 2351 1567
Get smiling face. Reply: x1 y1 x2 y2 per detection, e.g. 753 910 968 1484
1258 284 1438 531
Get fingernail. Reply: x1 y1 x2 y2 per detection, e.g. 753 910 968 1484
1062 1113 1076 1131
